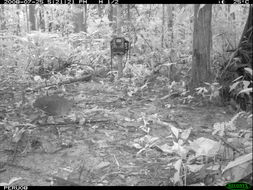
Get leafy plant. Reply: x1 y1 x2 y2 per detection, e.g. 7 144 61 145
227 67 252 112
230 67 252 96
195 82 221 102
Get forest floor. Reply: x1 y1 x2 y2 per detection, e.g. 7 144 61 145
0 78 251 186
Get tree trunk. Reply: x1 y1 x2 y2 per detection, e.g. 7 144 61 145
16 4 21 35
44 9 49 32
239 5 252 47
29 5 36 31
39 6 45 31
98 4 102 18
127 4 130 20
84 4 87 32
126 4 131 60
116 5 123 79
72 5 85 33
0 5 6 30
161 4 165 48
108 4 113 27
49 8 54 32
126 4 131 40
234 5 252 77
190 4 212 91
167 4 173 49
112 5 117 33
26 5 29 32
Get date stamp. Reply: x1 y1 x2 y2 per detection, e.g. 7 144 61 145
3 0 119 3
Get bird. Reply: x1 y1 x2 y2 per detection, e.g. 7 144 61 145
33 95 74 117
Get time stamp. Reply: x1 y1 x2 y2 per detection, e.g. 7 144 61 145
219 0 251 3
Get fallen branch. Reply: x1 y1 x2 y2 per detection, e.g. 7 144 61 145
26 74 92 93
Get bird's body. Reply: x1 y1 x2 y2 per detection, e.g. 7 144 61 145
33 95 73 116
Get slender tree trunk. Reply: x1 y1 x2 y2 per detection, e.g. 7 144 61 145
72 5 85 33
235 5 253 69
161 4 165 48
26 5 29 32
84 4 87 32
127 4 131 40
167 4 173 49
16 4 21 35
127 4 131 62
98 4 102 18
39 5 45 31
116 5 123 79
0 5 6 30
44 9 49 32
190 4 212 91
29 5 36 31
239 5 252 46
108 4 113 27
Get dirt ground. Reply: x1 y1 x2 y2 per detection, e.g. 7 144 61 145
0 81 251 186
